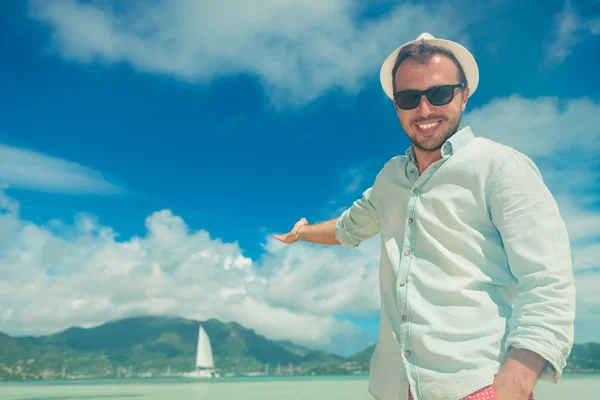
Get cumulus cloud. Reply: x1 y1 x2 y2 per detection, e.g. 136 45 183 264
0 143 122 195
463 95 600 158
463 94 600 248
260 236 379 317
29 0 468 107
542 0 600 67
463 94 600 344
0 189 376 355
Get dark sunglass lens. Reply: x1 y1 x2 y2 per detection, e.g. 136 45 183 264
396 90 421 109
428 85 454 105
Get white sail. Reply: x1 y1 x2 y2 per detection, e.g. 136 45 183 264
195 325 214 369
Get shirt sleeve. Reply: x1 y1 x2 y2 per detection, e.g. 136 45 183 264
487 151 576 383
335 186 381 247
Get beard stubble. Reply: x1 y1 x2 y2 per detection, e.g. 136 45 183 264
402 113 462 152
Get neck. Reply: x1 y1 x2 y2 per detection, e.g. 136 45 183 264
414 147 442 175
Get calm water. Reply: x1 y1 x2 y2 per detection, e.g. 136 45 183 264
1 374 599 400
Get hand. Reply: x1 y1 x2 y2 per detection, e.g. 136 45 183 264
493 375 532 400
273 218 308 244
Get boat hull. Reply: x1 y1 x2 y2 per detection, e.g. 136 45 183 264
182 369 219 379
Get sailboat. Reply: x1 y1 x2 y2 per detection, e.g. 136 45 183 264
183 325 219 378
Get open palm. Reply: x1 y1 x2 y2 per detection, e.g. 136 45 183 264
273 218 308 244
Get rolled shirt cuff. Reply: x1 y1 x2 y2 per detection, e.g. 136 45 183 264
505 337 569 383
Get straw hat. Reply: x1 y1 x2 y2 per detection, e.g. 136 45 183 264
379 32 479 100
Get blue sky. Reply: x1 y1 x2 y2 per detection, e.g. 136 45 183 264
0 0 599 356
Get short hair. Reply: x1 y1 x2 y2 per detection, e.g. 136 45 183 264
391 40 468 92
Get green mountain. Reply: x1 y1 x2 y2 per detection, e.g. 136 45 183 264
0 316 343 381
0 316 598 381
566 343 600 372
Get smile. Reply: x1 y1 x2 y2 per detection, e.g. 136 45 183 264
414 120 443 134
418 121 440 130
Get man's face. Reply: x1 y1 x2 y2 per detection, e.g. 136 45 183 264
394 55 469 153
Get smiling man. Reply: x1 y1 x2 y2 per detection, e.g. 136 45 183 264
274 33 575 400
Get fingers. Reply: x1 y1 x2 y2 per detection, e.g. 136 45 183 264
273 233 292 243
273 233 286 241
273 218 309 244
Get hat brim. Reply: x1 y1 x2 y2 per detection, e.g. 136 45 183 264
379 37 479 101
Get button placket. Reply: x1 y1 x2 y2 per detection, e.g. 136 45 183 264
401 152 452 396
400 192 417 293
400 171 424 385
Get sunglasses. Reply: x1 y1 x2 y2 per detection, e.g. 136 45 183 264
393 83 464 110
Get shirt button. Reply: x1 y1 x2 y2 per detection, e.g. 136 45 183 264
413 188 419 194
410 168 415 173
404 250 410 256
405 351 411 357
402 315 408 321
399 280 405 287
408 218 413 224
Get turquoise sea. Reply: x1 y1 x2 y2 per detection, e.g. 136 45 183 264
1 374 599 400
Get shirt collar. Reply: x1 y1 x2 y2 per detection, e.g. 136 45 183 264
404 125 475 162
405 146 417 165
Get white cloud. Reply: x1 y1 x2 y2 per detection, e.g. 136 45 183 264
343 167 365 195
0 143 122 195
463 94 600 249
574 271 600 345
463 95 600 158
553 195 600 245
29 0 468 107
572 243 600 274
260 236 380 316
0 189 375 355
542 0 600 67
573 297 600 344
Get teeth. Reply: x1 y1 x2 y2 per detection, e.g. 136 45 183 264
417 121 440 130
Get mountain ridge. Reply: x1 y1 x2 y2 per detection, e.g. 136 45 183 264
0 315 346 380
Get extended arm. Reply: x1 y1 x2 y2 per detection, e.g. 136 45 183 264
273 217 340 245
274 185 381 247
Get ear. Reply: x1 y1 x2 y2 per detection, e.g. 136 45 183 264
393 99 402 118
461 88 470 112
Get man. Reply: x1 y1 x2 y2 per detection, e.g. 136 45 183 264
274 33 575 400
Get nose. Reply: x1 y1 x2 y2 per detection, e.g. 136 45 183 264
415 95 432 115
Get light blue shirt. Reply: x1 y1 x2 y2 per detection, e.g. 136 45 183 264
335 126 576 400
